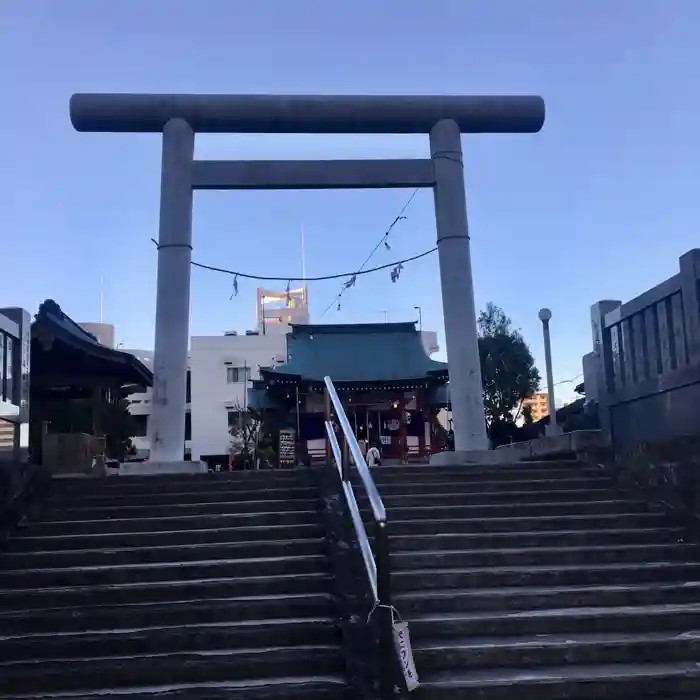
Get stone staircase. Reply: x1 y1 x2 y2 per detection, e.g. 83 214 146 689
0 470 350 699
357 460 700 699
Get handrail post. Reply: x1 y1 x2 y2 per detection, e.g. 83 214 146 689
341 435 351 482
375 520 394 699
324 388 332 466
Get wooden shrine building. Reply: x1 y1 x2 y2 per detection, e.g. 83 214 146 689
30 300 153 468
249 322 449 462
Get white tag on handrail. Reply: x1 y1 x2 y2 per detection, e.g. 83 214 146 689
393 620 419 691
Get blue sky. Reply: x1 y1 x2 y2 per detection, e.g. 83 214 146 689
2 1 698 402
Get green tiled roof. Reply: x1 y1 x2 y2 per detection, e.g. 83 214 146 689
262 322 447 385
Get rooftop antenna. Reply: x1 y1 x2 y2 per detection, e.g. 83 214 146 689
301 223 308 308
99 275 104 323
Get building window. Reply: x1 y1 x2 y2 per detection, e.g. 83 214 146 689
0 333 5 401
132 414 148 438
226 366 250 384
4 335 13 404
227 410 241 428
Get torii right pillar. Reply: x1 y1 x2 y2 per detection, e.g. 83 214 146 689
430 118 489 453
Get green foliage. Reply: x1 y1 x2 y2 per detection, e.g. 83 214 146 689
478 303 541 425
99 399 138 461
229 403 278 468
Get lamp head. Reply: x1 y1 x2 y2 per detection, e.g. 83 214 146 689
538 308 552 323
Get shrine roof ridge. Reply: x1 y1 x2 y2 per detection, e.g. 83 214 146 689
290 322 419 336
260 319 447 384
70 93 545 134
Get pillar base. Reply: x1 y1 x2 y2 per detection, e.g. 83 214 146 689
430 449 506 466
545 423 562 437
119 460 208 476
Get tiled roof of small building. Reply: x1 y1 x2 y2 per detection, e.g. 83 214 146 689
33 299 153 387
261 322 448 384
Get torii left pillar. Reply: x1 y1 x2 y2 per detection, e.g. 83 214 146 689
150 118 194 462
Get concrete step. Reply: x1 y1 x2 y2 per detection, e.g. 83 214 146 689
46 485 320 507
0 572 334 611
1 470 350 699
1 538 327 569
388 527 686 551
388 511 672 535
393 560 700 592
406 602 700 639
369 476 614 494
0 553 329 589
0 676 350 699
0 646 345 696
357 488 624 507
0 617 340 662
0 593 337 635
23 509 322 536
391 542 698 569
39 498 320 521
414 662 700 699
414 630 700 672
394 581 700 616
49 469 318 492
369 498 650 520
365 460 588 479
363 460 700 698
4 523 326 551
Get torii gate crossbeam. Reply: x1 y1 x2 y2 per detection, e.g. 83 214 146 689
70 93 545 463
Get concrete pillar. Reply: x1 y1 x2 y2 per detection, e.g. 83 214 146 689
679 249 700 365
150 118 195 462
538 308 559 436
590 300 622 445
430 119 488 452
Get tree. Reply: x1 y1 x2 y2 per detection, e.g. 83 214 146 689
228 402 278 469
477 303 541 426
99 399 138 461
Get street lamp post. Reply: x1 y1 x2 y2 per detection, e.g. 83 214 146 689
414 306 422 331
538 308 559 436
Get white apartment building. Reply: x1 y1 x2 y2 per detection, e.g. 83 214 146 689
189 331 288 462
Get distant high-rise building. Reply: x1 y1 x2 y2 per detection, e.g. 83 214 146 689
256 285 309 334
522 391 550 422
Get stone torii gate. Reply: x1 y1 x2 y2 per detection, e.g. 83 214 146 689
70 93 545 464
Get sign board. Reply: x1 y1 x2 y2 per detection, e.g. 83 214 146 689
279 428 296 466
393 621 419 691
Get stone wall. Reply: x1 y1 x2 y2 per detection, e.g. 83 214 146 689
588 249 700 448
586 435 700 525
0 461 45 539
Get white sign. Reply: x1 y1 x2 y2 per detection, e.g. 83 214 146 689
393 621 419 691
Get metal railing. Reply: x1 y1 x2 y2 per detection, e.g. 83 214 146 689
323 376 394 699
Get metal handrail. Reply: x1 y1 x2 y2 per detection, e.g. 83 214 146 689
323 375 393 699
325 420 378 601
324 377 386 522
